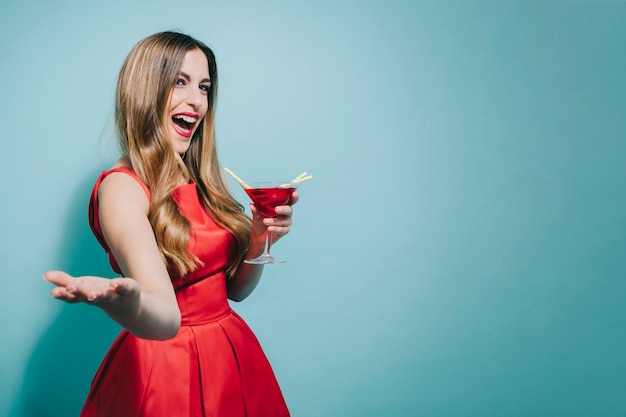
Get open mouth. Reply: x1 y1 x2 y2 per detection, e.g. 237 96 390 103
172 113 199 138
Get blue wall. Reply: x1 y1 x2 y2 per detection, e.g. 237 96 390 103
1 1 625 416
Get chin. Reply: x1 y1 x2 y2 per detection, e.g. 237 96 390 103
172 138 192 155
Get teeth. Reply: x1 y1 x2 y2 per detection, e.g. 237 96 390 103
173 114 198 123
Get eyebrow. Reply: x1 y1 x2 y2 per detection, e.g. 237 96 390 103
179 71 211 84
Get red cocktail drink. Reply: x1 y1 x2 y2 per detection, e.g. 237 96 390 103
245 187 296 218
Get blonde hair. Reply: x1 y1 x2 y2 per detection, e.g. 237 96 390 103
115 31 251 278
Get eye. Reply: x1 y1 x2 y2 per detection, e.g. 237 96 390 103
200 84 211 93
176 78 186 86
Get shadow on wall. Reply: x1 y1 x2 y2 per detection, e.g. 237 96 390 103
11 168 122 417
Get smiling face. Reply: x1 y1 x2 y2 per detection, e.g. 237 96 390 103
167 48 211 155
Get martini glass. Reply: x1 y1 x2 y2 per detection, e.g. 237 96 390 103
242 181 298 264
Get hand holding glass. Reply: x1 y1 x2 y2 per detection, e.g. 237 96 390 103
225 168 311 264
242 182 298 264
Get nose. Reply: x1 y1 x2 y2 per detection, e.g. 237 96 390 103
186 88 204 109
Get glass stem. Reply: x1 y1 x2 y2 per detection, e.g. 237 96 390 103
266 230 273 257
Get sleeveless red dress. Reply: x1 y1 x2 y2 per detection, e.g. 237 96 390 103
81 167 290 417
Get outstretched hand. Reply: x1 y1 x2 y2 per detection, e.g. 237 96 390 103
43 270 141 308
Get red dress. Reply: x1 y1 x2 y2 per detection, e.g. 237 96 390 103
81 167 290 417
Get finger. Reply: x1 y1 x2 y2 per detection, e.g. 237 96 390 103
264 208 293 224
50 287 81 303
265 216 293 233
274 205 293 217
65 278 102 302
43 270 74 286
68 283 93 302
65 278 81 294
268 225 292 235
287 191 299 205
265 217 293 228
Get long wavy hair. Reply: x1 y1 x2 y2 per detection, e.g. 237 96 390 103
115 31 251 278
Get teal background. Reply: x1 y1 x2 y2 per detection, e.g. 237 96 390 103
1 1 625 416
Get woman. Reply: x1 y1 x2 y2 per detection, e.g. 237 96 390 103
44 31 294 417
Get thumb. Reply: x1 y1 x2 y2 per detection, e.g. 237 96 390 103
249 204 265 223
249 203 258 216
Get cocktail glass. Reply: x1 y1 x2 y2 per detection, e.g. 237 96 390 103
242 181 298 264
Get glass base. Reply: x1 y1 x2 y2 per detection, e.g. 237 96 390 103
244 254 287 264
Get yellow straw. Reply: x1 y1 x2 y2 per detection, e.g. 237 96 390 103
293 175 313 183
280 173 313 188
224 167 250 189
291 172 308 182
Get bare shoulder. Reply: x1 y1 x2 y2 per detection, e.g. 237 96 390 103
97 166 155 265
98 159 150 206
99 170 150 215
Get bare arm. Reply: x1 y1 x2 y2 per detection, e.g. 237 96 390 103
227 192 298 302
45 172 180 340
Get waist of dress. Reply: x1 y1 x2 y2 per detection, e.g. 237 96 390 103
173 266 227 292
175 267 232 325
180 306 234 326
